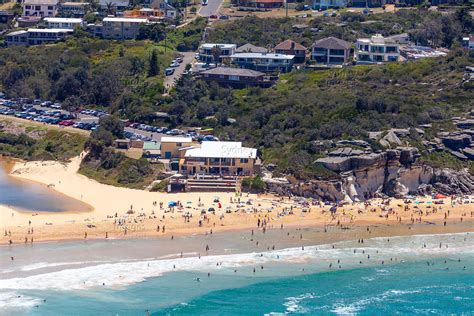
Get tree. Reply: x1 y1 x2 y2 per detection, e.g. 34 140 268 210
190 6 197 14
211 45 221 65
105 2 116 15
148 49 160 77
98 115 124 139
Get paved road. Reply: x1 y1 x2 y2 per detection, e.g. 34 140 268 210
199 0 224 16
163 52 196 92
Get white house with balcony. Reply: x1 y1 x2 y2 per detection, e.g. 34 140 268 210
96 17 148 40
22 0 59 17
230 52 295 73
6 28 73 46
355 34 400 63
198 43 237 64
44 17 84 29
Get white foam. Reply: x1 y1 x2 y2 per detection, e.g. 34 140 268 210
284 292 317 313
0 292 42 312
0 233 471 296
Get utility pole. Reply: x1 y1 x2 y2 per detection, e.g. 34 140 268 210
285 0 288 17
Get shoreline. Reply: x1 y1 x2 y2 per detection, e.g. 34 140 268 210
0 156 473 246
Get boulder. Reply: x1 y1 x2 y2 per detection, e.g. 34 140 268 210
462 147 474 160
350 152 386 169
315 156 351 172
456 119 474 129
397 147 419 165
379 131 402 147
441 134 471 150
384 178 409 198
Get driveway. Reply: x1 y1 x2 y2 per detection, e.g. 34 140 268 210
199 0 224 17
163 51 195 93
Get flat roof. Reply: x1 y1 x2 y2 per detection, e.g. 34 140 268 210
7 30 28 36
143 141 161 150
23 0 58 4
185 141 257 159
201 67 265 77
27 28 74 33
61 2 89 5
44 17 83 23
103 17 148 23
161 136 192 143
231 52 295 60
201 43 236 49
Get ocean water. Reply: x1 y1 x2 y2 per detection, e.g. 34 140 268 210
0 232 472 315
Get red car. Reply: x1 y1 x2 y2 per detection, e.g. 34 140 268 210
209 14 218 19
59 120 74 126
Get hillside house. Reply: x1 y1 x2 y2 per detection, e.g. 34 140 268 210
355 34 400 63
198 43 237 63
44 17 84 29
274 39 307 63
22 0 59 17
198 67 274 88
231 52 294 73
311 37 351 66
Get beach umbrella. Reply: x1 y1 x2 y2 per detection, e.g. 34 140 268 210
434 194 447 199
187 201 192 204
168 201 177 207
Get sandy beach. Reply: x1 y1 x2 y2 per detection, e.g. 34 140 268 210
1 155 473 245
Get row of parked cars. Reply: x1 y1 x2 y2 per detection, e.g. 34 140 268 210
165 57 184 76
80 109 108 118
125 122 219 141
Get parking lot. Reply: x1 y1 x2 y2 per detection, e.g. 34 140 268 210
0 96 219 143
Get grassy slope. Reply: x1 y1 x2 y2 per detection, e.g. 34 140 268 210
0 120 86 161
78 156 164 189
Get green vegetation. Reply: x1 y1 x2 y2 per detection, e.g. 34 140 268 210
79 116 163 189
208 8 473 49
0 123 86 161
79 154 163 189
0 38 171 122
420 152 474 173
161 52 473 179
241 176 266 192
150 179 169 192
162 17 207 51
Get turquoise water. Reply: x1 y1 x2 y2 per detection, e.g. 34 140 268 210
1 233 473 315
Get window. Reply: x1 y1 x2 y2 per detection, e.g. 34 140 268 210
229 75 239 81
329 49 345 56
176 143 182 147
47 5 53 10
240 158 249 163
386 46 398 53
25 5 31 9
35 6 40 10
313 48 326 54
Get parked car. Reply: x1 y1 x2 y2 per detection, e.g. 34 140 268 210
219 15 229 19
165 68 175 76
59 120 74 126
209 14 218 19
169 62 180 68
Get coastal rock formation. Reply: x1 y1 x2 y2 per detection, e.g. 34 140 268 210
264 147 473 202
